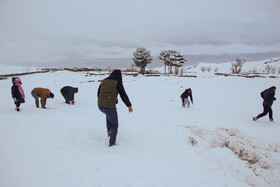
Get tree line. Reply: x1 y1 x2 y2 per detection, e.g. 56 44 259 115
132 47 250 75
133 47 186 75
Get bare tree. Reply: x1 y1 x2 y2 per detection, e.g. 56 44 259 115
231 57 246 74
265 64 272 74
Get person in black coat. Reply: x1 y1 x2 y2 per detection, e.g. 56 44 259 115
11 77 25 111
60 86 78 104
180 88 193 108
253 86 276 122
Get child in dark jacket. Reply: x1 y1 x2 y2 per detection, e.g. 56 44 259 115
253 86 276 122
180 88 193 108
11 77 25 111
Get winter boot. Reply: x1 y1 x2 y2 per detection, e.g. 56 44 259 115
270 118 274 122
252 117 257 121
16 107 20 112
109 143 116 147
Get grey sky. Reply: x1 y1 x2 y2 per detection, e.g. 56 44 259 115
0 0 280 67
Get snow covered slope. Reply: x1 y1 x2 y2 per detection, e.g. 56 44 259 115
185 57 280 75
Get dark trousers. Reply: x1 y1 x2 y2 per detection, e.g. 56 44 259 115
99 107 119 146
257 106 273 120
61 90 70 104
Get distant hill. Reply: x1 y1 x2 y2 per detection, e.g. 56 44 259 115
184 57 280 74
0 64 41 75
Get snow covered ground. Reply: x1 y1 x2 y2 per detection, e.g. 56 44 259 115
0 63 280 187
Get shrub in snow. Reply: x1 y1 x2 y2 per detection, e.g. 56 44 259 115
264 65 276 74
207 66 212 72
214 67 219 72
188 137 198 146
251 67 258 74
180 67 185 76
133 47 153 74
230 57 246 74
264 64 272 74
124 65 138 72
200 66 206 72
271 67 276 74
145 69 160 74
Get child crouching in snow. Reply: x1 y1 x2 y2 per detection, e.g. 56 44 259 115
11 77 25 111
180 88 193 108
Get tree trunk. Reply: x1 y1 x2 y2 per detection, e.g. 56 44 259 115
169 65 173 74
175 67 178 75
140 66 145 74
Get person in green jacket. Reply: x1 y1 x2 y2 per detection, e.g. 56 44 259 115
97 69 133 147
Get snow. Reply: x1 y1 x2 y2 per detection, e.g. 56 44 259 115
184 57 280 75
0 64 41 75
0 61 280 187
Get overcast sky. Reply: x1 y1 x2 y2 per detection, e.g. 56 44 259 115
0 0 280 67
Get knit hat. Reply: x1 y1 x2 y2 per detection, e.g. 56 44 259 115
50 92 54 98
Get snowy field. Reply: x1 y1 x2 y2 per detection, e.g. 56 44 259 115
0 65 280 186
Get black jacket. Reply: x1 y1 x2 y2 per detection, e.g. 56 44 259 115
180 89 193 103
98 69 131 108
11 77 25 104
261 87 276 107
60 86 78 101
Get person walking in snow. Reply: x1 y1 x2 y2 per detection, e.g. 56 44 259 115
11 77 25 111
180 88 193 108
31 87 54 109
60 86 78 105
97 69 133 147
253 86 276 122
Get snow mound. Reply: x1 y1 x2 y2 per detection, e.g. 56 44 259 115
187 125 280 186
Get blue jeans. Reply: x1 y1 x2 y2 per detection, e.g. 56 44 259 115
31 91 39 108
99 107 119 146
